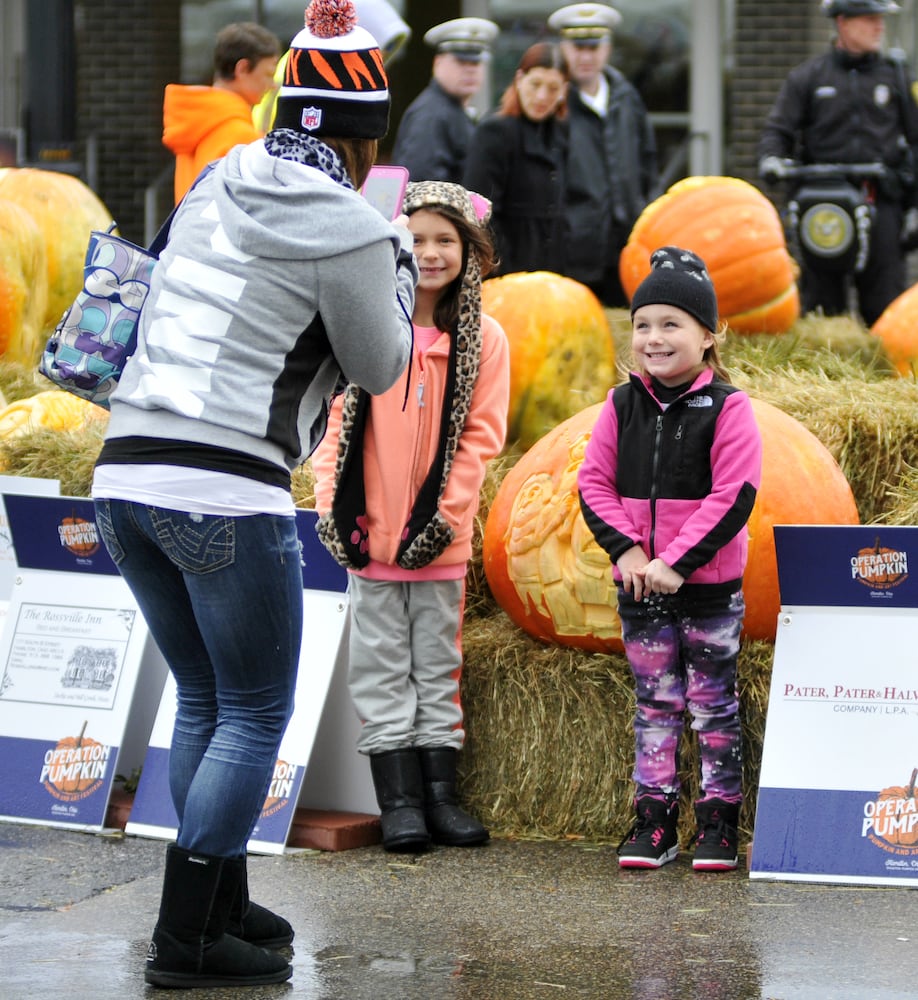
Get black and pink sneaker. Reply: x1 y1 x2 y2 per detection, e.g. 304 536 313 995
692 799 740 871
617 796 679 869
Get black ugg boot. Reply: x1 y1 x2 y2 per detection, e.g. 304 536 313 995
144 845 292 989
223 855 294 948
418 747 490 847
369 748 431 852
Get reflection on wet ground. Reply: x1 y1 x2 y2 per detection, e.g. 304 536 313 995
0 825 915 999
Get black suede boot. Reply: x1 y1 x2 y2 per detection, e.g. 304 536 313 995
223 855 294 948
418 747 490 847
369 748 431 852
144 845 292 988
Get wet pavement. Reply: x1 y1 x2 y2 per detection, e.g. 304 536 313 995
0 821 915 999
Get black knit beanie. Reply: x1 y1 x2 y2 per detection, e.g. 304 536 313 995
273 0 390 139
630 246 718 332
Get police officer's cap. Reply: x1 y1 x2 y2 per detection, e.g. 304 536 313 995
821 0 900 16
424 18 499 63
548 3 622 46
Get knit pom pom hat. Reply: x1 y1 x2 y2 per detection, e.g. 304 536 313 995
630 245 719 333
273 0 390 139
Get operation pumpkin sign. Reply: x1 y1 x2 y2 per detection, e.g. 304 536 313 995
751 525 918 886
0 493 165 831
40 721 111 802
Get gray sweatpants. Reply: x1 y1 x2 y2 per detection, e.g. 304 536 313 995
347 576 465 755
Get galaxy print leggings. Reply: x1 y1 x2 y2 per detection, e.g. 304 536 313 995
617 585 745 804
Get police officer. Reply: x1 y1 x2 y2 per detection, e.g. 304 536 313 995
548 3 658 307
391 18 499 183
758 0 918 326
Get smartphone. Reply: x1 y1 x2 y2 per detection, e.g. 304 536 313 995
361 165 409 221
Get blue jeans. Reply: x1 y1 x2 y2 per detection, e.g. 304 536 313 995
94 499 303 856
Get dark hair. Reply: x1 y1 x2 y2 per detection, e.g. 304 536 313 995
323 138 379 189
213 22 281 81
499 42 570 120
407 204 496 333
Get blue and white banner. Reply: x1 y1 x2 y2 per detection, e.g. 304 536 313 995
0 493 165 832
750 526 918 886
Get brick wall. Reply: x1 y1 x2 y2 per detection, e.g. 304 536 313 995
730 0 828 183
75 0 181 243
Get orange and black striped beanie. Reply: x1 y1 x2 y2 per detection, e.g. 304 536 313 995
273 0 390 139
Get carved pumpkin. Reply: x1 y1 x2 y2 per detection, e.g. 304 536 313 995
0 197 49 365
480 271 615 449
483 397 859 651
872 768 918 848
0 167 114 331
870 284 918 376
619 176 799 334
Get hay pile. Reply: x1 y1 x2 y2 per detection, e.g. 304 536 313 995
2 313 917 847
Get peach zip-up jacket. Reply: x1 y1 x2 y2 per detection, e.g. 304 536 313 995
163 85 263 204
312 315 509 580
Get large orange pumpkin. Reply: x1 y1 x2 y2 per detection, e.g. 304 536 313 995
870 285 918 376
483 397 859 651
0 197 49 364
0 167 114 332
619 176 799 334
481 271 615 449
0 389 108 441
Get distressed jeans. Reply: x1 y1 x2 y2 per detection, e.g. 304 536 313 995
617 585 745 804
94 499 303 856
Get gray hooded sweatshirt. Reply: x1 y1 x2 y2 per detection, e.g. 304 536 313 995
103 140 415 479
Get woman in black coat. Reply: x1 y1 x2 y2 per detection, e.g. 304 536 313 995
463 43 569 276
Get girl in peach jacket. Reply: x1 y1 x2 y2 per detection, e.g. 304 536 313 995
313 181 509 853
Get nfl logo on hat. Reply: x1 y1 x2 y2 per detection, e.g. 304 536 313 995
300 106 323 131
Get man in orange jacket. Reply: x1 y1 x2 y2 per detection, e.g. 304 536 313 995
163 22 281 204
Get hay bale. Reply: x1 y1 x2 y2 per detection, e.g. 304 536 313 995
0 424 106 496
460 610 774 846
730 366 918 523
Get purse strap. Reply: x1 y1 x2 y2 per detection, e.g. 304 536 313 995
148 162 216 257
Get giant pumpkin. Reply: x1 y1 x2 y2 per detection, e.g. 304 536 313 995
483 397 859 651
481 271 615 450
619 176 799 334
0 389 107 440
0 197 49 365
870 285 918 376
0 168 114 332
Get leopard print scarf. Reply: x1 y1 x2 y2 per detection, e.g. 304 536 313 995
264 129 353 188
317 181 484 571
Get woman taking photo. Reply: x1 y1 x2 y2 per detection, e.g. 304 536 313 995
463 42 570 275
91 0 414 989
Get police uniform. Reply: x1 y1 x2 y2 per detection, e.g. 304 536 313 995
548 4 658 307
759 44 918 324
391 18 498 184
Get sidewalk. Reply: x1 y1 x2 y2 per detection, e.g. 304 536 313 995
0 820 915 1000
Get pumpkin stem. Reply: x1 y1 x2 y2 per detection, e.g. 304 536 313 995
908 767 917 798
75 719 87 749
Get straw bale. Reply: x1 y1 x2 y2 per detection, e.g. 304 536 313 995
729 365 918 523
0 424 106 496
459 610 775 847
